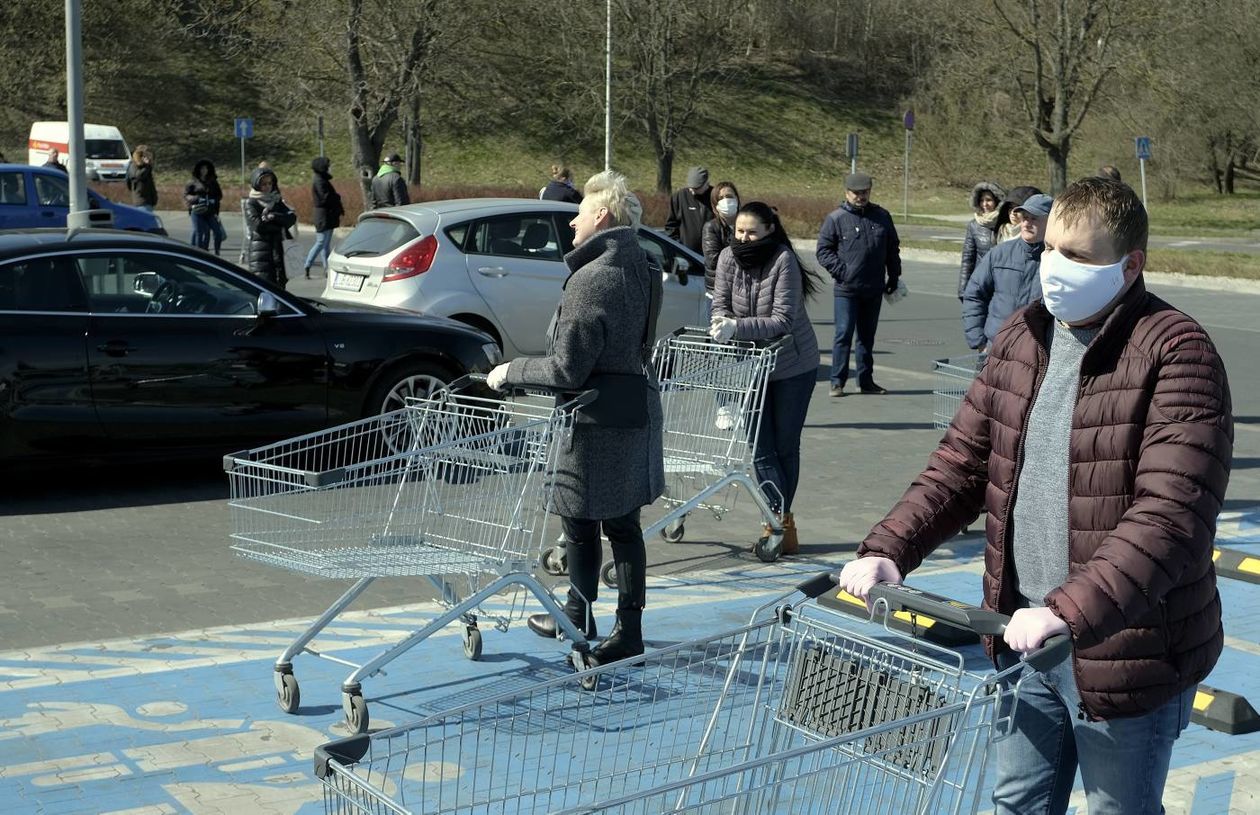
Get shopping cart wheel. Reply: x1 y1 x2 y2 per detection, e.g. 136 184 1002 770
660 518 686 543
343 692 369 734
600 561 616 590
274 670 300 714
541 546 568 576
463 625 483 660
754 533 783 563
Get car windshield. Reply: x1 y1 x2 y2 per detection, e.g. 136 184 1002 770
83 140 129 159
339 217 421 258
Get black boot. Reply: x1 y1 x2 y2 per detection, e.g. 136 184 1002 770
527 589 597 639
588 609 644 666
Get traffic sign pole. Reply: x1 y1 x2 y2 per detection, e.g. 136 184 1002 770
846 133 859 175
235 117 254 198
902 110 914 220
1135 136 1152 210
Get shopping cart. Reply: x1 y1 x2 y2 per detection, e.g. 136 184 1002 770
932 354 985 430
540 328 789 584
224 377 595 734
314 576 1069 814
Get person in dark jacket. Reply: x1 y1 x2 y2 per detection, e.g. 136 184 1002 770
41 148 67 173
540 164 582 204
304 156 343 278
995 184 1041 243
838 176 1231 815
710 202 822 555
664 165 713 253
487 170 664 669
958 181 1005 299
701 181 739 298
244 167 297 287
183 159 224 252
125 145 157 210
369 153 409 209
816 172 902 396
961 193 1052 351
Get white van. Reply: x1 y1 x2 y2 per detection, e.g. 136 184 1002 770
28 121 131 181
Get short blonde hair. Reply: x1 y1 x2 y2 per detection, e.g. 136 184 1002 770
583 170 637 228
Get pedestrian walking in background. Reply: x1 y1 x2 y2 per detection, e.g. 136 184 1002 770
702 181 740 299
183 159 223 252
958 181 1006 299
665 165 714 253
244 167 297 287
304 157 343 279
370 153 409 209
961 193 1052 353
540 164 583 204
710 201 821 556
816 172 902 397
41 148 67 173
996 185 1041 243
125 145 157 211
486 170 664 669
839 176 1231 815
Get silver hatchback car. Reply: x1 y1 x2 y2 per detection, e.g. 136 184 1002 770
320 198 708 358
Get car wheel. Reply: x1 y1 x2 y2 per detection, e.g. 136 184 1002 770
366 361 456 456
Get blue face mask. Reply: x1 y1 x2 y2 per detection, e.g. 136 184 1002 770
1039 250 1128 323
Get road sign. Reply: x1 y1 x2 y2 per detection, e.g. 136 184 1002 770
234 117 254 140
903 109 915 131
1135 136 1152 160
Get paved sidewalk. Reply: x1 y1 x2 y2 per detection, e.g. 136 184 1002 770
1 538 1255 814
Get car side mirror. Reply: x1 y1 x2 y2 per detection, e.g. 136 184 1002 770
672 256 691 285
133 272 163 295
257 291 280 318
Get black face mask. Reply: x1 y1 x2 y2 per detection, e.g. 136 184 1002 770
730 234 780 270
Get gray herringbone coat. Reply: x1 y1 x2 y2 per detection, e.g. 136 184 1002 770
505 226 665 520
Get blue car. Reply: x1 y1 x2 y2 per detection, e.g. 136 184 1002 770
0 163 166 234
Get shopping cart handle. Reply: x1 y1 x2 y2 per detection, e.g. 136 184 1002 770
313 734 370 779
866 583 1071 671
451 373 598 412
796 571 839 599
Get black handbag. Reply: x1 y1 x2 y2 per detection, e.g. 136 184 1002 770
573 267 660 429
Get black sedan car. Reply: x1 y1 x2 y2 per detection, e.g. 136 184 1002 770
0 229 501 464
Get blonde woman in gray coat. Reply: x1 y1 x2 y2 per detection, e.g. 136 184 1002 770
710 202 822 555
487 171 664 667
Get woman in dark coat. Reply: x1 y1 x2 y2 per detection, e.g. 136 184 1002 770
487 170 664 668
540 164 583 204
710 202 822 556
243 167 297 287
184 159 224 253
304 157 343 278
957 180 1005 299
701 180 740 299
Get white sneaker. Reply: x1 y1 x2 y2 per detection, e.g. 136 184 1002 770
715 405 738 431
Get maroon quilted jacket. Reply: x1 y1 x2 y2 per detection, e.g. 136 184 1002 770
859 280 1232 719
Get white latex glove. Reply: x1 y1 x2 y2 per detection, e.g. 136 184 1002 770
1003 607 1069 654
709 316 737 342
835 556 903 610
486 362 511 391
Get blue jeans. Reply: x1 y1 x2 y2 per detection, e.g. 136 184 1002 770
189 212 212 250
304 230 334 271
753 369 815 513
209 215 226 255
992 649 1194 815
831 291 883 388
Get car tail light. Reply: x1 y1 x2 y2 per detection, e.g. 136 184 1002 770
383 235 438 282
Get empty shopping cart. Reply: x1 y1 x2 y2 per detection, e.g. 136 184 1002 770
932 354 985 430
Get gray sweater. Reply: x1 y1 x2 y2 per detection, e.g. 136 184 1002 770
1011 319 1101 606
712 244 821 381
504 226 665 520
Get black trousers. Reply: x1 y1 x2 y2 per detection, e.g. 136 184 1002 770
561 508 646 613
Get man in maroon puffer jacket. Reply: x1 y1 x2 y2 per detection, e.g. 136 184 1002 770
838 176 1232 815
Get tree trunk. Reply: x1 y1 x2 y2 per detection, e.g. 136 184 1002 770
1046 140 1069 196
1224 156 1236 194
655 150 674 195
404 96 422 187
350 114 379 209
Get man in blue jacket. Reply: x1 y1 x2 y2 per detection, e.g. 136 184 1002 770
816 173 902 396
961 193 1052 352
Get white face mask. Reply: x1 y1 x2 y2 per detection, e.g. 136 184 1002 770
1039 249 1128 323
716 198 738 217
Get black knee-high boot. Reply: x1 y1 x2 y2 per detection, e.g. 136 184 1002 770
529 528 600 639
590 527 646 665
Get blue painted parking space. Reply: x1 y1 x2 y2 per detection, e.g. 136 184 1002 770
0 548 1255 813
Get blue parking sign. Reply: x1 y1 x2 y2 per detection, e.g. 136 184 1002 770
1135 136 1151 160
234 117 254 139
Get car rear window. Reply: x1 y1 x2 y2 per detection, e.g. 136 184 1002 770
339 217 421 258
444 222 470 251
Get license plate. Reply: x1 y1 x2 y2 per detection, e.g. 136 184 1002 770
332 272 365 292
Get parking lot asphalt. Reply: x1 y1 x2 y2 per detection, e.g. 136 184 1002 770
1 214 1257 812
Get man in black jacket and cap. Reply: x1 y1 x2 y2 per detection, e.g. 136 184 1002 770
370 153 410 210
665 165 714 253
